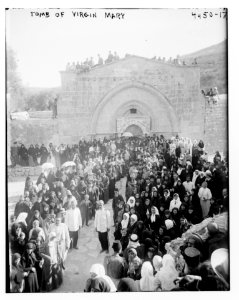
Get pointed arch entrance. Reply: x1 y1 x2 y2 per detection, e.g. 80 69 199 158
90 81 179 136
124 124 143 136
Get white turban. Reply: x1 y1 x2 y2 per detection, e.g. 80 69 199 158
165 219 174 230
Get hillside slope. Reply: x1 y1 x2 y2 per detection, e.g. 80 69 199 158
181 40 227 94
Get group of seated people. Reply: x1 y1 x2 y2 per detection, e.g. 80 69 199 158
8 134 229 292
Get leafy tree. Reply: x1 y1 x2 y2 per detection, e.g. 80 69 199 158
6 47 26 112
24 90 55 111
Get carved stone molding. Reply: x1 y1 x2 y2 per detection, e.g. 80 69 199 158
117 116 150 134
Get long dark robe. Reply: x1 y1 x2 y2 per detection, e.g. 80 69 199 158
109 177 116 199
10 263 25 292
21 251 39 292
40 245 63 292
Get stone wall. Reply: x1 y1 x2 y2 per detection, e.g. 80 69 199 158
8 166 42 180
10 118 59 147
204 94 228 156
28 111 52 119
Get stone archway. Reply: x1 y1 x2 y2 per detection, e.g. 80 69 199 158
124 124 143 136
90 81 180 135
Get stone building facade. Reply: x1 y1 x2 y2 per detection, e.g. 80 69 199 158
57 56 204 143
9 56 228 166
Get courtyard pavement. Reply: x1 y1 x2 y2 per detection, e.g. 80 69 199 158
8 176 127 292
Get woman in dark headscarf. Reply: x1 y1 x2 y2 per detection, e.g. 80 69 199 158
21 242 39 292
27 210 43 231
10 221 28 253
145 206 161 234
134 199 144 221
151 189 160 210
155 226 166 254
84 264 116 292
171 207 181 235
174 179 186 201
28 145 36 167
117 277 139 292
88 277 111 292
135 221 145 244
18 144 29 166
10 253 26 292
40 144 49 165
127 214 138 236
143 198 152 221
108 172 116 200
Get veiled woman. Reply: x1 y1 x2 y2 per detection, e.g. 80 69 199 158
155 254 178 291
84 264 116 292
10 253 27 292
21 242 39 292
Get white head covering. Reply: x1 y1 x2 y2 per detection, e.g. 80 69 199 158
90 264 116 292
151 206 159 222
139 262 155 291
127 196 136 208
156 254 178 291
121 213 130 230
165 219 174 230
16 212 28 226
90 264 105 277
127 234 140 249
153 255 163 272
205 170 212 177
211 248 229 287
192 170 200 186
70 198 77 206
130 214 138 224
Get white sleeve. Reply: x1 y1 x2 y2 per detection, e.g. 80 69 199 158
198 188 202 198
207 189 212 200
64 224 70 248
41 229 46 241
169 201 173 212
78 208 82 228
29 229 32 240
94 211 98 229
106 210 111 229
65 211 69 229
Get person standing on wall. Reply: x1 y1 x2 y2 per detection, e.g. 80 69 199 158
94 200 111 253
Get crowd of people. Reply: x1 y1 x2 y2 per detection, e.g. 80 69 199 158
65 51 120 73
202 87 220 104
64 52 199 74
8 135 229 292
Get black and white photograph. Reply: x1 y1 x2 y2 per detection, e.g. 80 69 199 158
5 6 231 293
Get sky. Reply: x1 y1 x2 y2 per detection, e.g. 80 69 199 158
6 8 227 87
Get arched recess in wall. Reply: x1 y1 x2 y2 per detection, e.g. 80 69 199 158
90 81 180 135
